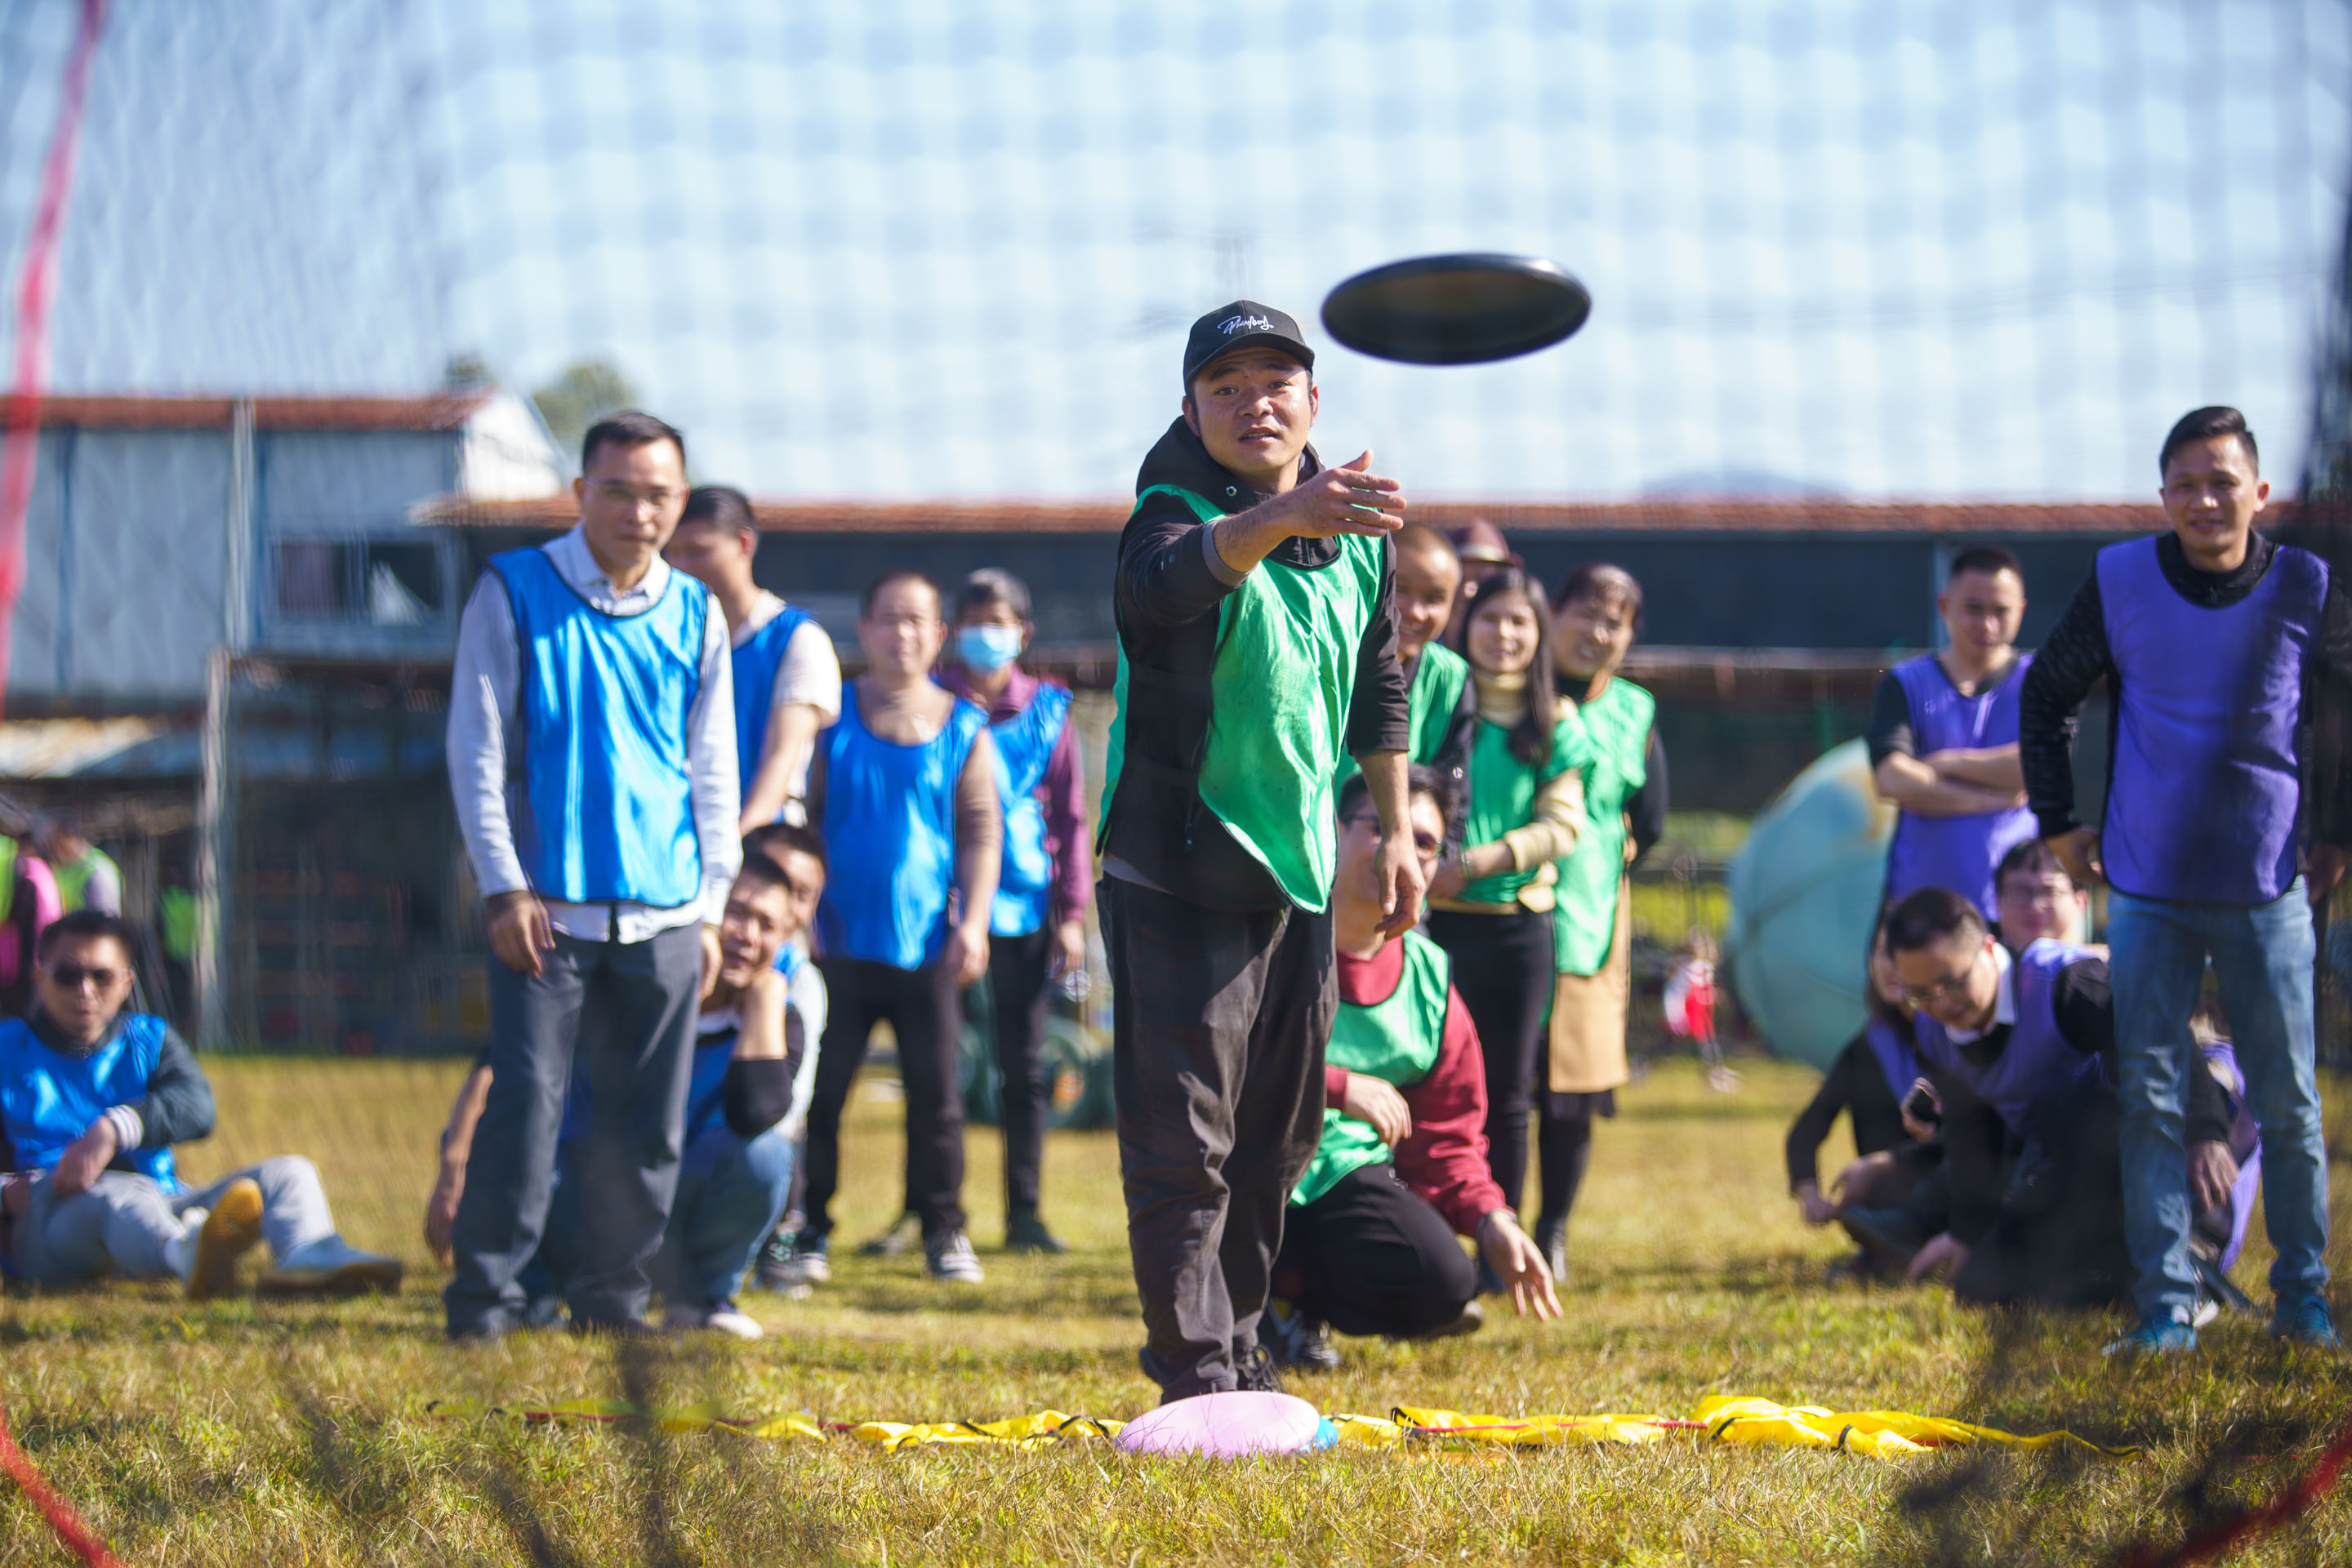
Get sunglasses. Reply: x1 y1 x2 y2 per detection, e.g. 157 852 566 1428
45 963 125 992
1343 813 1443 859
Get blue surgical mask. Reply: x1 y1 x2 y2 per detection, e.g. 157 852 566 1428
958 624 1023 672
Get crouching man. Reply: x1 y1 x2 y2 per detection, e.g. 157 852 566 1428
1262 767 1560 1370
1883 889 2244 1325
428 838 825 1338
1 911 401 1298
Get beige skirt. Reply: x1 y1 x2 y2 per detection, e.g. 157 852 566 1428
1548 880 1633 1094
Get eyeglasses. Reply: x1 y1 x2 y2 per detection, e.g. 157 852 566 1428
1343 813 1443 859
44 963 123 992
1898 956 1980 1007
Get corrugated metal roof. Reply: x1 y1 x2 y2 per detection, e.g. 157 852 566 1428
2 393 498 433
412 492 2352 537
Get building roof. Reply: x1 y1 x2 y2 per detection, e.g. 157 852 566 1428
414 492 2350 536
2 392 502 433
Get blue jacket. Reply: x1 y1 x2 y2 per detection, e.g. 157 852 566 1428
0 1010 215 1190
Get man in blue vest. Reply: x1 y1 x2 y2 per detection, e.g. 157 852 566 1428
2 911 400 1295
1882 889 2245 1313
423 844 822 1339
1871 546 2034 916
940 568 1089 1254
1101 302 1423 1401
2023 405 2352 1353
443 411 741 1341
663 485 843 831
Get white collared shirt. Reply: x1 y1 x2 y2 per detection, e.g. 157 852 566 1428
1944 942 2016 1045
447 524 740 942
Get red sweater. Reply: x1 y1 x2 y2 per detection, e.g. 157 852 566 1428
1325 939 1508 1237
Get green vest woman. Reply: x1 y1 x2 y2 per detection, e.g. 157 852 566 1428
1532 562 1666 1277
1423 567 1592 1223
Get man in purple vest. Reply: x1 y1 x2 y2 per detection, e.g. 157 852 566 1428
1883 890 2242 1312
2021 405 2352 1353
1871 545 2035 916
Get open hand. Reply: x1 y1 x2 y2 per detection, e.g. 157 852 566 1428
1794 1181 1837 1227
1905 1231 1971 1285
1253 451 1406 541
942 921 991 990
487 891 555 978
1374 826 1428 940
1478 1213 1562 1321
2047 828 2104 891
2189 1138 2240 1214
423 1169 464 1267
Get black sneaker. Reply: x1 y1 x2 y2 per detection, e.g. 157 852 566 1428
1258 1298 1340 1370
753 1225 800 1290
1533 1215 1569 1284
1233 1342 1285 1393
860 1213 919 1258
1004 1209 1070 1254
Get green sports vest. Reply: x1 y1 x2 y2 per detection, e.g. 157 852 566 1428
52 847 118 914
0 838 14 923
1335 640 1468 789
1100 483 1387 913
1552 677 1655 974
1458 713 1592 906
1290 929 1452 1208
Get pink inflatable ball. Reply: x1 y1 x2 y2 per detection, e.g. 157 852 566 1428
1115 1391 1338 1458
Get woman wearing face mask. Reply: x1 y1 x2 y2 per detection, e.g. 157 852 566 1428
1425 568 1592 1245
1536 564 1668 1281
938 568 1089 1255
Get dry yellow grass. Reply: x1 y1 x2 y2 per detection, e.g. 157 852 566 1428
4 1054 2350 1565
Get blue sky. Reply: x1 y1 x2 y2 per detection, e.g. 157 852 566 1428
4 0 2349 501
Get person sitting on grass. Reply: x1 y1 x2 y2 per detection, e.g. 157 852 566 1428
427 841 824 1339
0 911 401 1298
1784 915 1927 1247
1881 889 2244 1317
1261 767 1561 1370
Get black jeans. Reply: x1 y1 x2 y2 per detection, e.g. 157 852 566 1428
1951 1080 2136 1309
1274 1163 1477 1339
446 921 702 1336
1426 907 1554 1216
804 956 966 1241
973 925 1055 1214
1102 876 1332 1399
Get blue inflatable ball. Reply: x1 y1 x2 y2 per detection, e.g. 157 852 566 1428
1725 738 1895 1071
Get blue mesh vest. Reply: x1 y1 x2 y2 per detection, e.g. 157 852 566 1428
0 1013 179 1189
731 604 813 801
2097 537 2328 905
989 683 1072 938
491 546 708 908
1882 652 2037 916
815 684 988 969
1911 939 2100 1138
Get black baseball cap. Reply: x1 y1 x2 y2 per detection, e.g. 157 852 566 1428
1182 301 1316 389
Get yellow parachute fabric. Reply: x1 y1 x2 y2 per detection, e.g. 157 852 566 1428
849 1411 1125 1451
1690 1396 2140 1459
1367 1407 1679 1449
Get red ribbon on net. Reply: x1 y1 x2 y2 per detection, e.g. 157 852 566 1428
0 0 110 718
0 1392 127 1568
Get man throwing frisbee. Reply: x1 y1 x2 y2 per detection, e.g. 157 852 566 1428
1100 301 1423 1400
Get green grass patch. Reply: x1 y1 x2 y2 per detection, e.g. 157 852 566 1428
4 1056 2350 1564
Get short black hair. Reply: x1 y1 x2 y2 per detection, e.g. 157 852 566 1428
1556 562 1645 630
743 821 827 875
1882 888 1988 956
679 484 757 550
2159 405 2258 478
581 410 687 474
862 568 941 617
1946 545 2024 585
38 908 136 963
1336 764 1458 837
955 568 1032 624
1994 835 2074 895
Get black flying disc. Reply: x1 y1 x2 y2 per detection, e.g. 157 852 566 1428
1321 253 1592 366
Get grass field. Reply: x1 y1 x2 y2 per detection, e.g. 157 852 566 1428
6 1055 2352 1566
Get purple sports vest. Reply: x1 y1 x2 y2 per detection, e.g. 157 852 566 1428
1912 939 2101 1138
2098 537 2328 905
1882 652 2037 916
1862 1018 1921 1102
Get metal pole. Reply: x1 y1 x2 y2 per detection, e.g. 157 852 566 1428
193 399 254 1049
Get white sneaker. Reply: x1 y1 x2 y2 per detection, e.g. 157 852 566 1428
925 1230 984 1284
257 1235 403 1296
163 1208 210 1281
2193 1296 2221 1330
666 1303 764 1341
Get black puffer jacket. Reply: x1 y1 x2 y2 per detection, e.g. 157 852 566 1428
1100 418 1407 911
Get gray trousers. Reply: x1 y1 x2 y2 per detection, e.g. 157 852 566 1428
444 922 702 1335
7 1156 336 1285
1101 877 1334 1399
